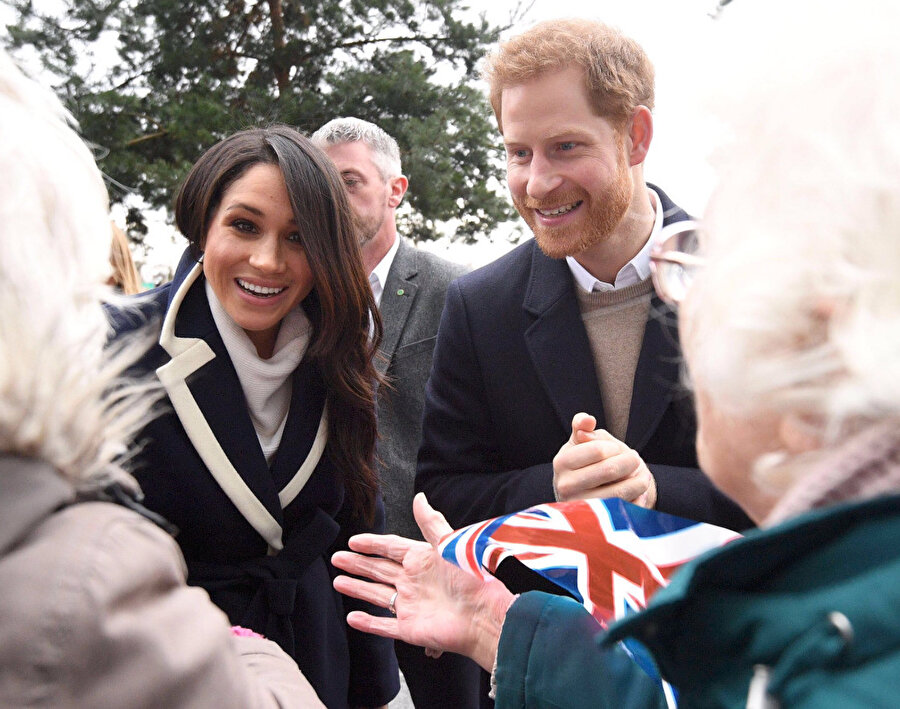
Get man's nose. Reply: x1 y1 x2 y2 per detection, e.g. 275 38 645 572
526 153 563 200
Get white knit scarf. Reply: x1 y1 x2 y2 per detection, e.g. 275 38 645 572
206 281 311 464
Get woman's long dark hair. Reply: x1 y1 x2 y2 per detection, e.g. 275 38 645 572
174 125 383 523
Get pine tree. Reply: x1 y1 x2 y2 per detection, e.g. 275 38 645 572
6 0 524 241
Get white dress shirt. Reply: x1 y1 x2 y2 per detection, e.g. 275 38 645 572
566 187 663 293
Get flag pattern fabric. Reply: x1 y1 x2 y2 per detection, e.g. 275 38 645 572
439 498 740 627
438 498 741 707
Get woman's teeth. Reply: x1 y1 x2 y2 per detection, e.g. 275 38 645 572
237 279 286 297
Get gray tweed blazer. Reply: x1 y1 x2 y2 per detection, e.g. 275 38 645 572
375 238 467 539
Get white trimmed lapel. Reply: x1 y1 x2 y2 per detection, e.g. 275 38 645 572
155 263 285 553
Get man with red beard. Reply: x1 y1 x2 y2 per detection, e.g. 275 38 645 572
415 19 753 540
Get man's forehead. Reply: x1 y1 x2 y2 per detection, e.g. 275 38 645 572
325 140 378 169
498 65 589 100
499 67 596 128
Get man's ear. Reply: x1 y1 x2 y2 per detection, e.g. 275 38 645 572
388 175 409 208
627 105 653 167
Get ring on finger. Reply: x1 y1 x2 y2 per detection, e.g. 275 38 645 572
388 591 398 616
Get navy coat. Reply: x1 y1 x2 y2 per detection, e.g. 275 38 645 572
416 186 752 532
113 251 399 709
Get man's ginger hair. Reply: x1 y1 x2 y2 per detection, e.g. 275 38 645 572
483 19 655 132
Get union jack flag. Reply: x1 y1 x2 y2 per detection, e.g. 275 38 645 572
439 499 741 706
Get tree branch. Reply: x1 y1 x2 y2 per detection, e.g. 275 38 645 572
266 0 289 96
300 33 456 60
125 129 168 146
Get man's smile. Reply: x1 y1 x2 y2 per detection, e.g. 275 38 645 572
536 201 583 217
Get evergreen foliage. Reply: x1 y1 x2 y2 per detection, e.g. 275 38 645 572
6 0 523 241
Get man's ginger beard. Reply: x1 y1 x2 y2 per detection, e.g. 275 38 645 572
514 138 633 259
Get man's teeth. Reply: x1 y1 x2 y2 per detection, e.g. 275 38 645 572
237 279 286 296
538 202 580 216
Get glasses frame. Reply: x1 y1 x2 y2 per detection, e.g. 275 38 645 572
649 222 706 307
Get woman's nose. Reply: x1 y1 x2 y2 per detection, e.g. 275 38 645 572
248 234 284 272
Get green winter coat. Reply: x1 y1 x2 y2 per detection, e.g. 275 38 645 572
495 493 900 708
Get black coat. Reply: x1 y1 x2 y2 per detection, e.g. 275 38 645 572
112 251 399 709
416 186 752 533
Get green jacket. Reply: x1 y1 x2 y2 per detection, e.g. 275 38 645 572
495 493 900 708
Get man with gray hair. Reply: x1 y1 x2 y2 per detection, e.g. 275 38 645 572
312 118 476 708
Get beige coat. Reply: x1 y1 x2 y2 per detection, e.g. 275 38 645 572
0 455 325 708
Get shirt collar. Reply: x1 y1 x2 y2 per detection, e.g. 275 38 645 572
369 235 400 307
566 187 663 294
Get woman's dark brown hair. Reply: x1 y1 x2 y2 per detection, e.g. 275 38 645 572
174 125 383 523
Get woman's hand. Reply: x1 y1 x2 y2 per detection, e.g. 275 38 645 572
332 493 517 671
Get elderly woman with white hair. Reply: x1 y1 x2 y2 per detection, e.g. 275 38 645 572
330 1 900 706
0 51 324 707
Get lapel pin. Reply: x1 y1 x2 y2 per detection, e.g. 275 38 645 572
397 288 405 296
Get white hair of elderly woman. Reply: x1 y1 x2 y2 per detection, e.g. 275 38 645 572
0 51 156 484
682 0 900 489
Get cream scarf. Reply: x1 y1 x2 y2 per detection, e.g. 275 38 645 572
206 282 311 465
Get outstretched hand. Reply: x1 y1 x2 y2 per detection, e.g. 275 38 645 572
332 493 516 671
553 412 657 508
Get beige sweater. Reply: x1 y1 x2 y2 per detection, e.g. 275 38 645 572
575 279 654 440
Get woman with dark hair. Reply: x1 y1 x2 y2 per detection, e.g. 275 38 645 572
111 125 398 709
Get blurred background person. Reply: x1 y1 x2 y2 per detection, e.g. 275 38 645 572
109 126 400 708
107 221 143 294
0 50 323 708
331 1 900 706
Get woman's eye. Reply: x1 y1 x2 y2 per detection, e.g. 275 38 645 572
287 232 303 244
231 219 256 233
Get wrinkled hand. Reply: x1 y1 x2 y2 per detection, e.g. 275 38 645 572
332 493 516 671
552 413 657 508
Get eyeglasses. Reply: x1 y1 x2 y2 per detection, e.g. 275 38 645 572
649 222 706 307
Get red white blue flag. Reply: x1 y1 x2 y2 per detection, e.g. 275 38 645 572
439 498 739 626
438 498 741 706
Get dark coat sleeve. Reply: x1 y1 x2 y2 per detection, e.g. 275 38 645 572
495 592 668 709
415 278 559 529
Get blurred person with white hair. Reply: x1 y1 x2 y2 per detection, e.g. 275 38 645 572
0 50 324 708
329 1 900 706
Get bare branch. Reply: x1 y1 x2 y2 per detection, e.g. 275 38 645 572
125 129 168 146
